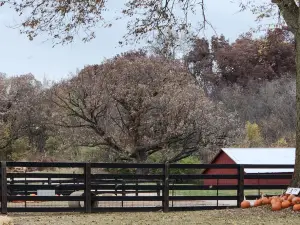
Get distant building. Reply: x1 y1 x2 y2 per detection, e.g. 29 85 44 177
202 148 295 186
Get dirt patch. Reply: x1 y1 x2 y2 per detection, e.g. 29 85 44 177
10 207 300 225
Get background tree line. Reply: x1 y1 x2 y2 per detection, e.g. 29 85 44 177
0 28 296 167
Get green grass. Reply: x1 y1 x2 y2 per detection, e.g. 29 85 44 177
125 182 285 197
170 189 284 196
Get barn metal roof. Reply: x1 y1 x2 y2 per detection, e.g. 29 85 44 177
221 148 295 173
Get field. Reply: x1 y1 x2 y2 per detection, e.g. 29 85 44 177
172 189 284 196
10 207 300 225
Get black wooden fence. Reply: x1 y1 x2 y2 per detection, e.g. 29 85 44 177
0 161 294 214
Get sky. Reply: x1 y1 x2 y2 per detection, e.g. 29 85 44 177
0 1 265 83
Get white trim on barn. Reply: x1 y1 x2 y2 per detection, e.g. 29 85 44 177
221 148 295 173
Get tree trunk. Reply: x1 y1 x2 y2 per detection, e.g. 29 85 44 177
135 150 149 175
273 0 300 187
291 23 300 187
36 132 46 153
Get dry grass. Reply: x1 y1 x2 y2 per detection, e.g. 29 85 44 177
0 216 13 225
10 207 300 225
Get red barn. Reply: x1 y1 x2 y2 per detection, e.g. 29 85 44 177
203 148 295 186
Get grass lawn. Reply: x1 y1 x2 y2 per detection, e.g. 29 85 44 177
11 207 300 225
171 189 284 197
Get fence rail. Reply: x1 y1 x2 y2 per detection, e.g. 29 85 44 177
0 161 294 214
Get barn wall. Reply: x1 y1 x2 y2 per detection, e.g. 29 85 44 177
244 174 291 186
203 152 238 186
203 151 292 186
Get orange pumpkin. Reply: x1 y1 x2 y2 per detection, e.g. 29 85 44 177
272 201 282 211
271 198 280 205
279 198 284 202
254 198 262 207
241 200 251 208
262 197 271 205
281 200 291 209
273 196 283 201
288 194 296 202
292 197 300 205
293 204 300 211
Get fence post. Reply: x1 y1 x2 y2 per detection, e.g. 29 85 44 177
135 180 138 196
84 163 92 213
156 181 160 197
25 171 27 208
122 180 125 208
1 161 7 214
162 161 169 212
217 179 219 207
237 164 244 208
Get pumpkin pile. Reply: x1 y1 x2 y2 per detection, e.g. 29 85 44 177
241 193 300 211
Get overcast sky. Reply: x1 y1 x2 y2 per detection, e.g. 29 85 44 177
0 1 263 82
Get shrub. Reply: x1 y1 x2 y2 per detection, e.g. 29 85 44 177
272 137 289 147
10 137 30 161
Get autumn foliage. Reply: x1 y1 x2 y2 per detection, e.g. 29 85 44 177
0 28 296 165
50 52 237 163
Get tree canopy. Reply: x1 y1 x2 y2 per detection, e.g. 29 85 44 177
0 0 260 45
1 0 299 181
0 28 296 169
50 52 237 163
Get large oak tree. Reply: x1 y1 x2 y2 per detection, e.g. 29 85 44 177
1 0 299 184
50 52 237 164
